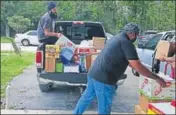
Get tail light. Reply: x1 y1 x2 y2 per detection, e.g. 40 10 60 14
36 51 43 68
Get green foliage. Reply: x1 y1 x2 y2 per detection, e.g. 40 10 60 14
7 15 31 33
1 1 175 35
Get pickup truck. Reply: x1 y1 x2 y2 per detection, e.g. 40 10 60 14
132 30 175 76
36 21 126 92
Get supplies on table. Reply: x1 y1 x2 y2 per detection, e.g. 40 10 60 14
139 74 175 100
155 40 174 59
93 37 105 50
135 73 175 114
55 35 76 63
135 105 146 114
63 64 79 73
147 102 175 114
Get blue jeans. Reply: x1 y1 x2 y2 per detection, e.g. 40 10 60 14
73 76 117 114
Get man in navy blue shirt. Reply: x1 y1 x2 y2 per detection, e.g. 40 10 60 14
73 23 166 114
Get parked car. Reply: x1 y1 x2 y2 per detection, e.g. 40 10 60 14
36 21 127 92
15 30 39 46
132 30 175 76
137 30 158 47
106 32 114 40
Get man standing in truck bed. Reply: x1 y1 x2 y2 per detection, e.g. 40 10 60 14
37 1 62 44
73 23 166 114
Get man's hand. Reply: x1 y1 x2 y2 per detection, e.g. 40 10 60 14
56 33 62 38
159 55 165 62
155 77 167 88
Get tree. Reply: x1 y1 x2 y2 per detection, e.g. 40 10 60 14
7 15 31 33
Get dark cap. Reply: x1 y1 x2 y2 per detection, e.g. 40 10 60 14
47 1 56 11
123 22 140 34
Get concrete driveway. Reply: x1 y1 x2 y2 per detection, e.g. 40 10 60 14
5 64 139 113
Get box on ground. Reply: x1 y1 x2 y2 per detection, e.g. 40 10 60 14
139 93 172 112
45 57 56 72
155 40 173 59
93 37 105 50
134 105 146 114
139 74 175 100
148 102 176 114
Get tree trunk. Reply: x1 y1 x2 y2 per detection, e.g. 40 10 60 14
5 21 10 37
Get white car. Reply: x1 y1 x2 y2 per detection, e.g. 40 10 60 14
15 30 39 46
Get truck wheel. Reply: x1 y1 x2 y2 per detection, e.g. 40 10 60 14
39 83 53 92
22 39 30 46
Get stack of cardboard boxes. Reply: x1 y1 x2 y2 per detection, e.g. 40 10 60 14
135 74 175 114
135 40 175 114
44 36 105 73
45 45 60 72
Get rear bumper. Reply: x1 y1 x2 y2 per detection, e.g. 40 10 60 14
37 72 87 86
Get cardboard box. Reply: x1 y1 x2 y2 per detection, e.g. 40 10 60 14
93 37 105 50
139 74 175 100
55 35 76 52
134 105 146 114
63 64 79 73
45 57 56 72
45 45 59 58
86 54 92 71
139 93 171 112
148 102 176 114
155 41 173 59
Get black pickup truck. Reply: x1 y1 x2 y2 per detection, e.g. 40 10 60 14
36 21 126 92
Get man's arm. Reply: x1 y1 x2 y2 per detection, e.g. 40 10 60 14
120 39 166 87
164 56 175 63
128 60 166 87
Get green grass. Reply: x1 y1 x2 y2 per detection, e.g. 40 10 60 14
0 37 14 43
1 52 35 97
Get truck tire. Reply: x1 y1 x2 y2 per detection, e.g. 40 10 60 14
39 83 53 92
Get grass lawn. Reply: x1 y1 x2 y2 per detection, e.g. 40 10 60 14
0 37 14 43
1 52 35 97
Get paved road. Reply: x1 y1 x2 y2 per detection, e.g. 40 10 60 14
1 43 37 52
6 64 139 113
